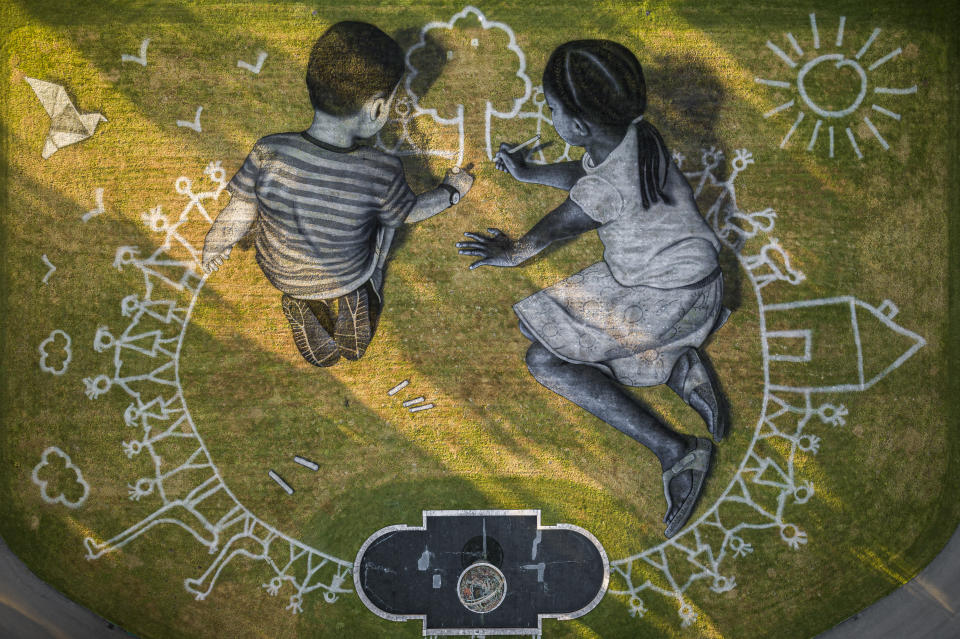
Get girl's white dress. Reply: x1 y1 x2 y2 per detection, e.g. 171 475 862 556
514 128 723 387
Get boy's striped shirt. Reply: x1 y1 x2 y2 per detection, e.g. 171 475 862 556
227 132 415 299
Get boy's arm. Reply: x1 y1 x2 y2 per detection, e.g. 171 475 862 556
404 168 475 224
202 196 258 273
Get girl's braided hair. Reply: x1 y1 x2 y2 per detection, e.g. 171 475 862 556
544 40 671 209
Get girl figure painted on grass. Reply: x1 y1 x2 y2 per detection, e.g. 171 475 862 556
457 40 730 537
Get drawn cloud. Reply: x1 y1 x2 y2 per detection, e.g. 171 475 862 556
31 446 90 509
406 6 531 118
38 329 72 376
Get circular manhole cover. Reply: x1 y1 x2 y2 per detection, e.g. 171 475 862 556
457 562 507 614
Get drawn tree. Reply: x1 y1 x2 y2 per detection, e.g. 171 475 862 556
406 6 531 163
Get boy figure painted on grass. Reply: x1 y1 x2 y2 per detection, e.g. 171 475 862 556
202 21 474 367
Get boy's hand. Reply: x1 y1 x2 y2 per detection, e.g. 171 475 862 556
202 247 232 274
442 166 474 199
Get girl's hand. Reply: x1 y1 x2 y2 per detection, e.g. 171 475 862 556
494 143 532 182
456 228 520 270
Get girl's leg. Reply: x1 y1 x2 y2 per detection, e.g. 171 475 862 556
524 341 696 523
281 295 340 367
334 282 381 361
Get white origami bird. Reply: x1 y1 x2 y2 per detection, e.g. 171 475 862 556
25 77 107 159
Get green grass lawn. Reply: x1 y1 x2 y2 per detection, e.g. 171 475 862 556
2 1 958 637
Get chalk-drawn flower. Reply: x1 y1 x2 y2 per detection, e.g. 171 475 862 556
38 329 72 376
31 447 89 509
286 593 303 614
780 524 808 550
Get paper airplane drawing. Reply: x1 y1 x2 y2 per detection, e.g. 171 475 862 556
25 77 107 159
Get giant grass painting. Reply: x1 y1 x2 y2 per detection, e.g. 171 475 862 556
1 1 957 637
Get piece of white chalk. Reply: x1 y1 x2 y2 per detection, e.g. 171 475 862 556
506 134 541 154
409 403 435 413
268 470 294 495
387 380 409 396
294 456 319 471
402 396 426 407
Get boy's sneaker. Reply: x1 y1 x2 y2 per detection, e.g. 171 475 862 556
281 294 339 367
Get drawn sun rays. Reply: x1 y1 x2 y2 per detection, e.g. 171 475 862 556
756 13 916 159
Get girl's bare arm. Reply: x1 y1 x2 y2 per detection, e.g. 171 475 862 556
494 143 585 190
456 198 599 269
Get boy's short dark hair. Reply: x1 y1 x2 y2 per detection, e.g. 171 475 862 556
306 21 405 117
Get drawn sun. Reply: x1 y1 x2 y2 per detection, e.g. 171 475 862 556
756 13 916 159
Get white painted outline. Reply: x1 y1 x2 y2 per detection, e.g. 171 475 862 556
856 28 881 60
869 47 901 71
609 148 925 628
41 254 56 285
779 111 805 148
176 106 203 133
80 11 927 630
807 118 822 151
82 187 106 222
845 126 863 159
237 51 267 74
353 510 609 635
32 446 89 509
121 38 149 66
38 329 72 375
797 54 867 119
766 330 813 362
82 162 352 612
863 116 890 150
786 33 804 58
756 13 916 159
402 5 532 164
766 41 797 68
763 297 926 393
875 85 917 95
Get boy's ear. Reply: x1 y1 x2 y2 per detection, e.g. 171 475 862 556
362 94 389 124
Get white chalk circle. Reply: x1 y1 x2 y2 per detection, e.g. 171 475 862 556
457 562 506 614
796 54 867 119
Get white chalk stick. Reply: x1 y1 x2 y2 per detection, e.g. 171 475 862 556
294 456 318 471
507 135 541 154
268 470 294 495
387 380 409 396
402 397 425 407
409 403 435 413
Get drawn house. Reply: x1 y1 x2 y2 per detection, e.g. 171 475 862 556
763 296 925 393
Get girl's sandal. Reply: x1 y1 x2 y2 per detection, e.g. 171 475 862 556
669 349 727 441
663 437 714 538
